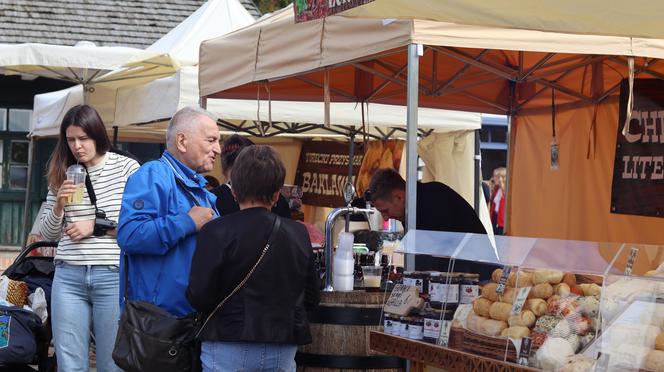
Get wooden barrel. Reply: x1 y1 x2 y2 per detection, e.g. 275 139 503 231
296 291 406 371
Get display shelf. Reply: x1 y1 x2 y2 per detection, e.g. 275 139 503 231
369 331 538 372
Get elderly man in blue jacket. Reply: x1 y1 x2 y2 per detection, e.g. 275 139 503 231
118 106 220 317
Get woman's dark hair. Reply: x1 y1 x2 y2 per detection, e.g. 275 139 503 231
46 104 110 190
231 145 285 205
220 134 254 177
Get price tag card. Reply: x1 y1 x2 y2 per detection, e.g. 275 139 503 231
624 247 639 276
511 287 532 315
437 320 452 347
496 266 512 294
384 284 422 316
517 337 532 366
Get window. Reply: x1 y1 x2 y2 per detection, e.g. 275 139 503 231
8 109 31 132
9 140 29 190
0 108 33 191
0 109 6 131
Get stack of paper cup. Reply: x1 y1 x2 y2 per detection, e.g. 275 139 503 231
333 232 355 291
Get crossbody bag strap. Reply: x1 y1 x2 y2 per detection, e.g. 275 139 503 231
195 215 282 338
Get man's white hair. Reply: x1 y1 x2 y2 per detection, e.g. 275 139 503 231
166 106 217 148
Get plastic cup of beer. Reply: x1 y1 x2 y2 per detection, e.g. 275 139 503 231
66 164 86 204
362 265 382 292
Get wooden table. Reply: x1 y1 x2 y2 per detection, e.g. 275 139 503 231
369 331 539 372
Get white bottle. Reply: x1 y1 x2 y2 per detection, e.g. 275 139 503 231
333 232 355 291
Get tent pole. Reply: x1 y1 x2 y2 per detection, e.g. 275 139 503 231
474 129 481 213
405 44 419 232
21 137 36 248
405 44 420 270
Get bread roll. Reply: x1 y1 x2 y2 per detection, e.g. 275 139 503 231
466 311 486 333
499 287 517 304
479 318 508 337
525 298 547 317
501 326 530 339
562 272 577 287
554 283 571 297
528 283 553 299
481 283 500 302
656 332 664 351
508 310 536 328
491 268 504 283
472 298 492 318
533 269 564 285
645 270 664 278
579 283 601 297
508 271 533 288
489 301 512 322
646 350 664 372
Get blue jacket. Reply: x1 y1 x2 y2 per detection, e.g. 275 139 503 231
117 151 218 316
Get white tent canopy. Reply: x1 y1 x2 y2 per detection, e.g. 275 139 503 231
30 0 482 139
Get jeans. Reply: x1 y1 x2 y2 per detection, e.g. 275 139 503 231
201 341 297 372
51 262 121 372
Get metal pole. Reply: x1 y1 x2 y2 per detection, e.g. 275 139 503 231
405 44 419 232
21 137 36 247
405 44 420 271
474 129 481 213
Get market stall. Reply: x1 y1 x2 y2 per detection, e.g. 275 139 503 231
198 4 664 371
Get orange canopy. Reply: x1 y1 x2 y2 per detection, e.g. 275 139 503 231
199 6 664 245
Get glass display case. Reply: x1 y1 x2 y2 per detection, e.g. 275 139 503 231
378 229 664 371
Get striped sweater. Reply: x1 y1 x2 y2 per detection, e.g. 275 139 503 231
40 152 140 265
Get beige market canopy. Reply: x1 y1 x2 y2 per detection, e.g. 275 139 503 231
199 5 664 245
339 0 664 39
0 42 178 95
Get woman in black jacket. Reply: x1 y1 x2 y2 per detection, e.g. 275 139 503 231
188 145 320 372
211 134 291 218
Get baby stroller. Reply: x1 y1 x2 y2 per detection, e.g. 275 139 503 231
1 240 58 372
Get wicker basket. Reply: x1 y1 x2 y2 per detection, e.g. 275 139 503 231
461 329 540 363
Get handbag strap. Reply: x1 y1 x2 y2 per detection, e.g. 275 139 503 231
195 215 282 339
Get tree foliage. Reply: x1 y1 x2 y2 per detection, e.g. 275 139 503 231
252 0 292 13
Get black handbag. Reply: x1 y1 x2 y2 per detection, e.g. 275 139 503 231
112 178 282 372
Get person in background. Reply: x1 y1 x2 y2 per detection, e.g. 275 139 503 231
39 104 140 372
490 167 507 235
366 168 493 277
210 134 290 218
188 145 320 372
204 175 220 191
117 106 219 318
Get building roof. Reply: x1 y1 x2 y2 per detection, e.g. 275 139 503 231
0 0 261 48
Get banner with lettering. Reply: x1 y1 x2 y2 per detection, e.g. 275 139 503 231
295 140 364 208
294 0 375 23
610 79 664 218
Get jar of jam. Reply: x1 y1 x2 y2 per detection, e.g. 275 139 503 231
402 271 429 299
446 273 461 305
398 316 409 338
427 272 446 309
460 273 480 304
407 315 424 340
428 272 460 309
422 309 453 343
389 315 402 336
383 314 396 335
